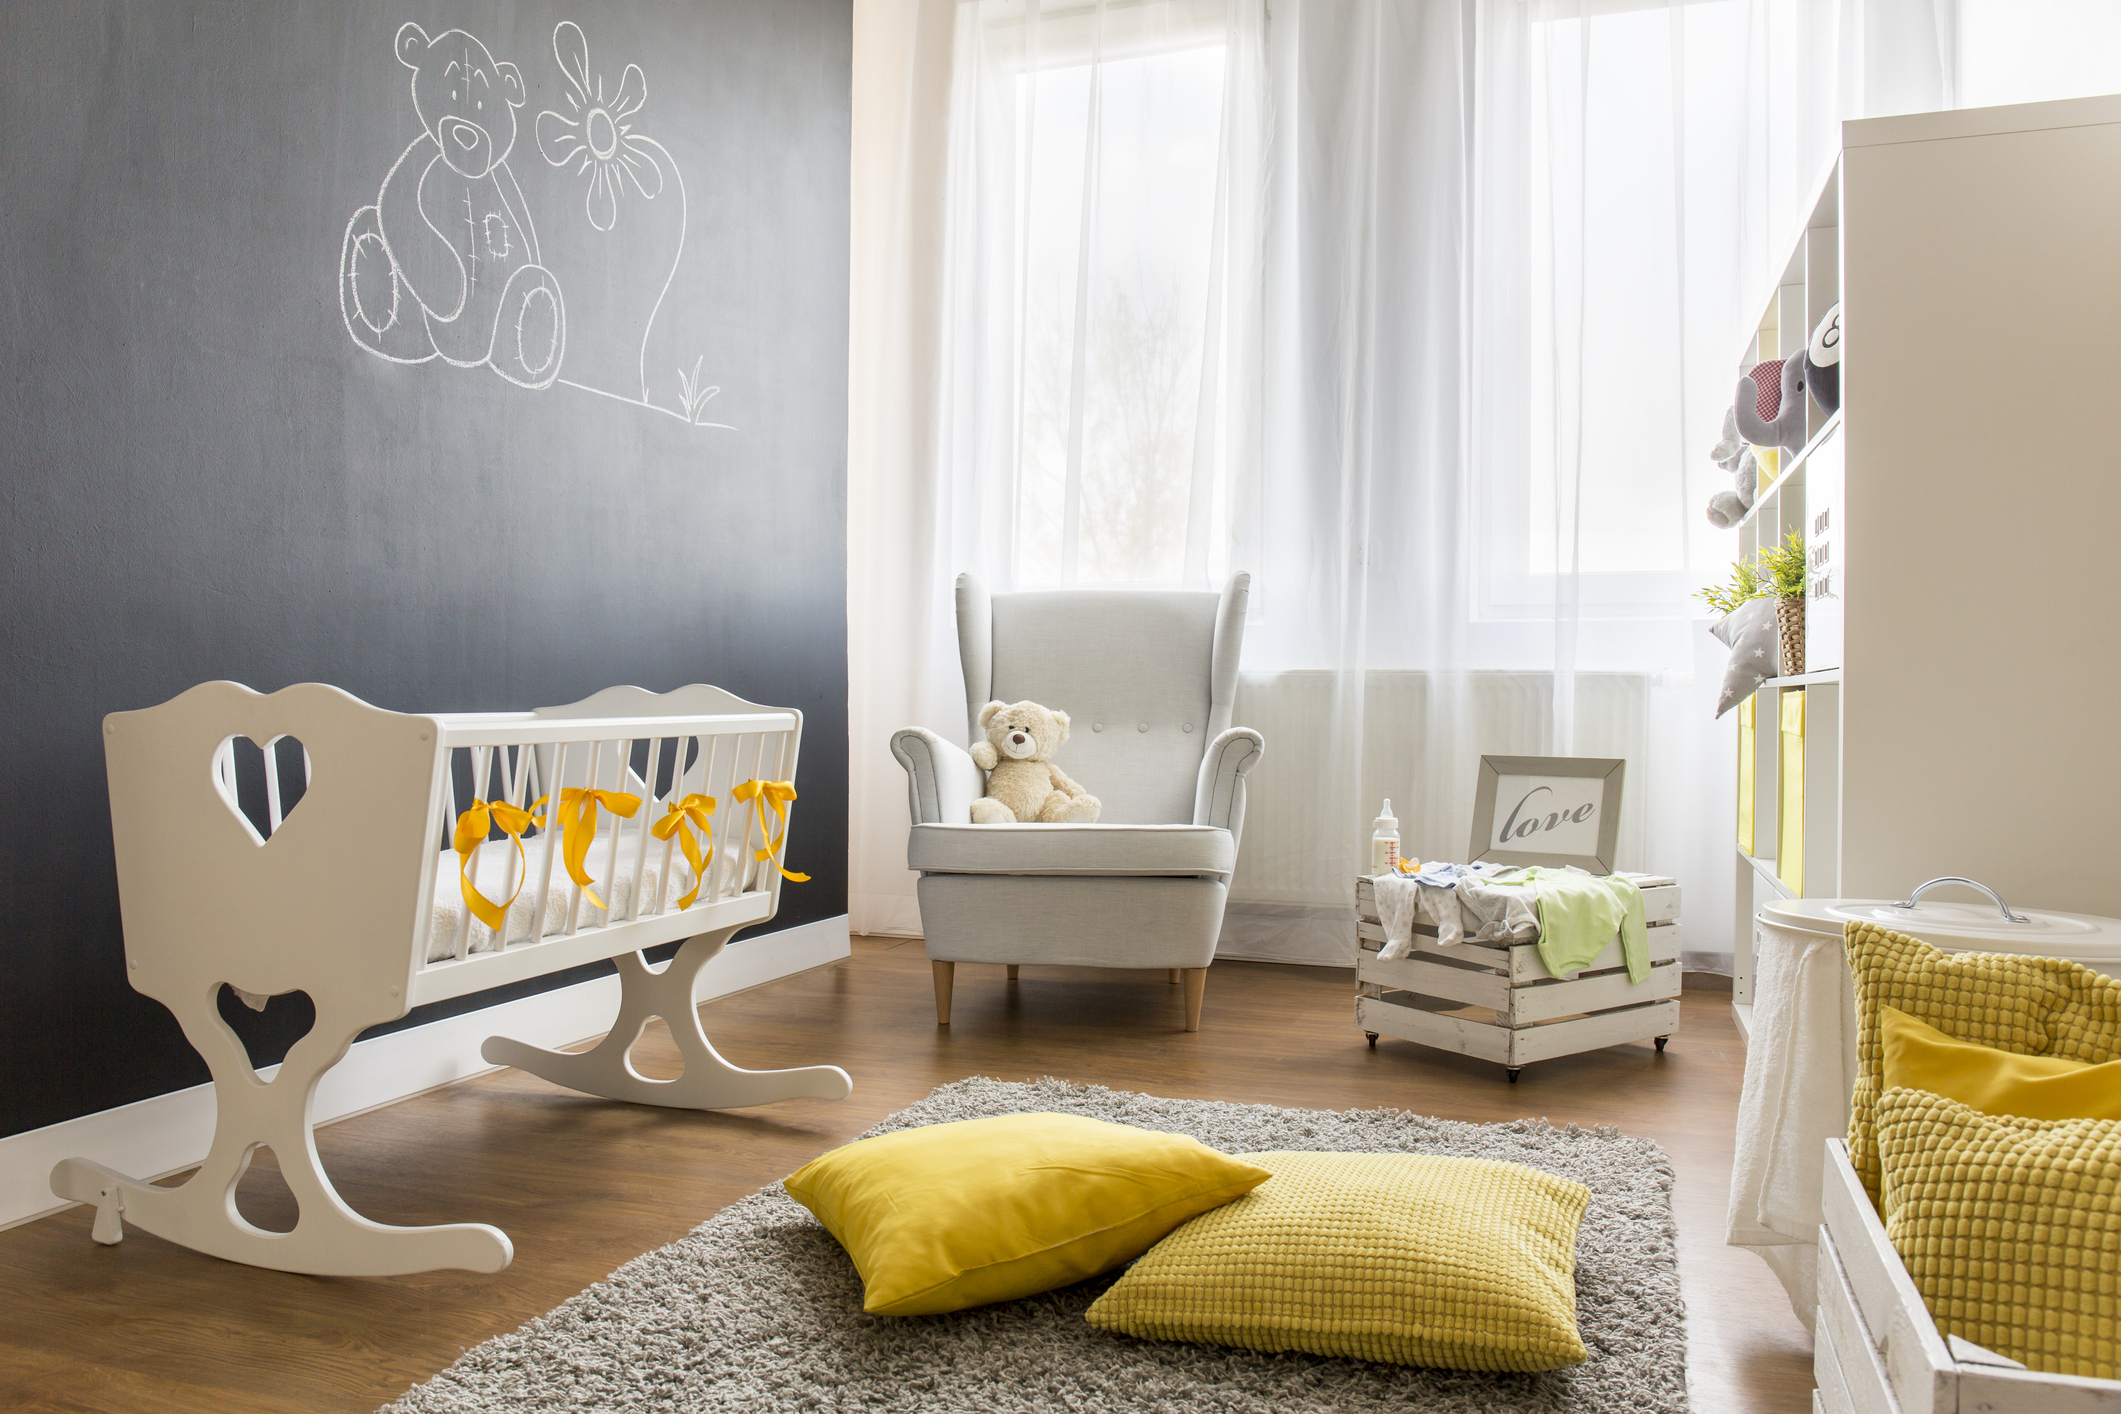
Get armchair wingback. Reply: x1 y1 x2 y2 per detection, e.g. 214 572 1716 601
891 573 1263 1032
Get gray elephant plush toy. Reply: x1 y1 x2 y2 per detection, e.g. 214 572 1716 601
1734 355 1808 454
1803 304 1841 416
1705 407 1761 529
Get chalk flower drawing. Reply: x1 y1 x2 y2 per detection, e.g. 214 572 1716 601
537 22 662 232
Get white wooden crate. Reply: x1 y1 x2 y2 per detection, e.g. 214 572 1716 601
1353 874 1681 1080
1815 1137 2121 1413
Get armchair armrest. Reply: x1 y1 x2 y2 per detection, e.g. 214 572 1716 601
1192 727 1264 847
891 727 983 825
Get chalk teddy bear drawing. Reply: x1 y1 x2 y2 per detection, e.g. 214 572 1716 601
338 21 717 425
339 23 565 387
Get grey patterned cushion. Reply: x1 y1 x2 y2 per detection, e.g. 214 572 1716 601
1712 598 1779 717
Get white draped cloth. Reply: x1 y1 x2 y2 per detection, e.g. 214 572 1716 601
1726 917 1861 1331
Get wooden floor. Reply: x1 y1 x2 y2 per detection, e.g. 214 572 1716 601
0 939 1813 1412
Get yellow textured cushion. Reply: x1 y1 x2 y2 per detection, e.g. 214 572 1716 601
783 1113 1270 1316
1846 922 2121 1203
1881 1005 2121 1122
1084 1150 1590 1371
1878 1087 2121 1380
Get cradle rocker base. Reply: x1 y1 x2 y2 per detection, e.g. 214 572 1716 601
47 998 513 1276
49 1155 511 1277
481 932 853 1109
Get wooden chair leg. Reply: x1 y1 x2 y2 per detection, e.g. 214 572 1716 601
1168 968 1180 984
1182 968 1207 1032
932 959 955 1026
1007 964 1019 983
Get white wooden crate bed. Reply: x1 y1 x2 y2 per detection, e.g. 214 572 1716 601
1814 1138 2121 1414
51 680 851 1277
1353 874 1682 1080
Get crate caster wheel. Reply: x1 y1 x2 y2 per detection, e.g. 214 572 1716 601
1365 1032 1378 1048
1654 1035 1669 1053
1507 1067 1522 1083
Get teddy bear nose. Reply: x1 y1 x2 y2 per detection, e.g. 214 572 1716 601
1011 733 1026 744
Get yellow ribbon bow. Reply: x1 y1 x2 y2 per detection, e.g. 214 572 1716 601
532 787 642 912
650 793 717 910
453 799 538 935
731 779 809 882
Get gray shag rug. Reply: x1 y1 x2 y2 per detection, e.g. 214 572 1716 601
383 1078 1688 1413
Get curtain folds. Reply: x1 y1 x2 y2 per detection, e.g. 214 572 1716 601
849 0 2080 963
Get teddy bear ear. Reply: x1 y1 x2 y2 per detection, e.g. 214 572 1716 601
978 700 1007 728
1051 709 1070 740
495 60 525 105
396 21 430 69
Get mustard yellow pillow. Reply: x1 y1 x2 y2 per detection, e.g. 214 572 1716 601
1877 1087 2121 1379
782 1113 1270 1316
1881 1005 2121 1122
1846 922 2121 1203
1085 1150 1590 1371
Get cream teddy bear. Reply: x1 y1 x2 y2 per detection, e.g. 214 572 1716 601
968 699 1102 824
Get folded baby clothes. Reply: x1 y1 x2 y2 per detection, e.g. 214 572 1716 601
1372 862 1530 959
1506 867 1648 982
1452 870 1544 947
1373 864 1648 981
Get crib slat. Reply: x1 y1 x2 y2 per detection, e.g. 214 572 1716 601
767 728 796 906
263 738 286 834
703 732 730 904
742 732 769 894
649 741 691 920
530 739 566 946
597 738 629 927
451 745 488 962
626 737 663 922
564 739 603 937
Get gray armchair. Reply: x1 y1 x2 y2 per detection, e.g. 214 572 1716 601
890 572 1264 1031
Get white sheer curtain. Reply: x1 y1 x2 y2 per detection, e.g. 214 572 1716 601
850 0 1263 936
848 0 2121 960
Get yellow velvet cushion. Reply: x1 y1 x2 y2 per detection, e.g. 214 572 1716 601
1877 1087 2121 1379
1881 1005 2121 1122
782 1112 1271 1316
1846 922 2121 1203
1084 1150 1591 1371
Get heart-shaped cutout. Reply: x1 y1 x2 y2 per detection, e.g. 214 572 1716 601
212 734 310 844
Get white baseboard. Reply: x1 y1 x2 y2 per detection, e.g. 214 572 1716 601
0 915 850 1232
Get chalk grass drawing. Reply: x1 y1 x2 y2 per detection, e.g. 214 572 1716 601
338 20 728 429
674 357 723 427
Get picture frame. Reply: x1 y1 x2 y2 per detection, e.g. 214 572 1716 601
1467 755 1626 875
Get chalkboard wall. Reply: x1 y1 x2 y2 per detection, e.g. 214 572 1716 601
0 1 851 1138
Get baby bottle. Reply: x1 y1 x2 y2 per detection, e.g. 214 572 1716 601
1371 800 1400 875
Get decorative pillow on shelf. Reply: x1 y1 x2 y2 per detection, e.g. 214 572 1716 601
1085 1150 1591 1371
1877 1087 2121 1380
1844 921 2121 1204
1880 1004 2121 1122
1712 597 1781 717
782 1112 1270 1316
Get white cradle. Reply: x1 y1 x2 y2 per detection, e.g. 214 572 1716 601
51 680 851 1277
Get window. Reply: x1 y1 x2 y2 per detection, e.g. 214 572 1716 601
968 0 1236 586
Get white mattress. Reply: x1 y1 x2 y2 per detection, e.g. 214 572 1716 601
426 832 704 963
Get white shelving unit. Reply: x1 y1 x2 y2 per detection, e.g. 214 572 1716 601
1728 94 2121 1009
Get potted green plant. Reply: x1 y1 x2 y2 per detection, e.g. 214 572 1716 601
1694 557 1765 618
1757 531 1807 676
